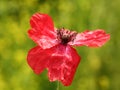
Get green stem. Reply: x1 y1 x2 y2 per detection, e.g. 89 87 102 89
56 81 60 90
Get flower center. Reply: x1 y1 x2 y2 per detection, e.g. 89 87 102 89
57 28 77 45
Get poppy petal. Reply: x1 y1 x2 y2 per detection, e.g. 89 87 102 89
69 29 110 47
47 44 80 86
27 46 49 74
28 13 58 49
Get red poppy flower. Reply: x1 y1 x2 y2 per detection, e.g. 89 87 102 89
27 13 110 86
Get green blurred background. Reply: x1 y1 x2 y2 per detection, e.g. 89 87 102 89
0 0 120 90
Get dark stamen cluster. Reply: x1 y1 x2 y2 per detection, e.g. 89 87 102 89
57 28 77 45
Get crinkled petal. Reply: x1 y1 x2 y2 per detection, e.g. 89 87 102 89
27 44 80 86
27 46 49 74
28 13 58 49
46 44 80 86
69 29 110 47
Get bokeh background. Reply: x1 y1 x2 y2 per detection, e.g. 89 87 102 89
0 0 120 90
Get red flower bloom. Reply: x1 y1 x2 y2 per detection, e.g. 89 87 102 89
27 13 110 86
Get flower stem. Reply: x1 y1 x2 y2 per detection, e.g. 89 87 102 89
56 81 60 90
